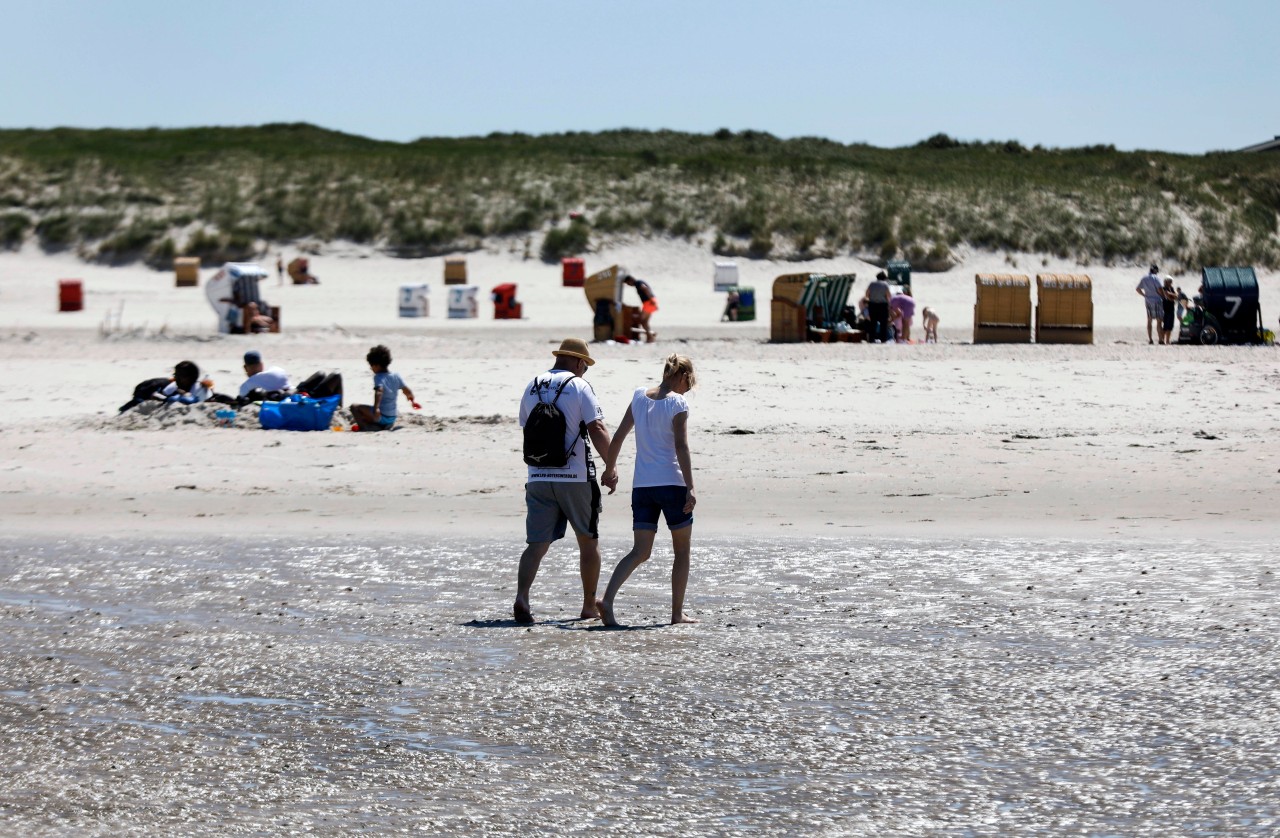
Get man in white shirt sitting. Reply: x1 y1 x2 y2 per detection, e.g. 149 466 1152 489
239 350 291 400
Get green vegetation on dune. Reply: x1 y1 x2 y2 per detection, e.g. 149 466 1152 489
0 123 1277 269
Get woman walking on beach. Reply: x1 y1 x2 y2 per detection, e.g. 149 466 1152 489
598 354 698 627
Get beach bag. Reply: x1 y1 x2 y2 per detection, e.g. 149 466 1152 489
259 393 341 432
523 375 576 467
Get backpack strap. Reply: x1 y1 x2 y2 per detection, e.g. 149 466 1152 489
533 373 574 405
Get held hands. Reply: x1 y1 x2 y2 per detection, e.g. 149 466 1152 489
602 467 619 495
683 488 697 515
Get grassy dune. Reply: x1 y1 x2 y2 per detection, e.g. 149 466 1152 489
1 123 1277 269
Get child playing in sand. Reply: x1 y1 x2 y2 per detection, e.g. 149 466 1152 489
597 354 698 627
160 361 214 404
349 345 419 432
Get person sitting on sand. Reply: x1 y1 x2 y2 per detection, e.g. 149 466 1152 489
597 353 699 628
350 344 418 432
243 301 274 334
239 347 291 399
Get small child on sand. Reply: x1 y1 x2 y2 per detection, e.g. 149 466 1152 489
597 354 699 627
350 345 419 432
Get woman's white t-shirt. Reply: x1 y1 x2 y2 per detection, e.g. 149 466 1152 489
630 387 689 487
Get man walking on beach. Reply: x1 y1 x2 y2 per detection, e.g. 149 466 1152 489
867 271 892 343
515 338 617 623
1136 264 1164 344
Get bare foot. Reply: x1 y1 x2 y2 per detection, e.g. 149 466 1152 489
671 614 699 625
596 597 620 627
579 603 600 620
513 598 533 624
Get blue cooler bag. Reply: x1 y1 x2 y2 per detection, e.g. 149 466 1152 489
259 394 341 431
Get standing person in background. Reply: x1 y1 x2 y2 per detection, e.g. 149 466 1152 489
597 354 699 628
515 338 618 624
624 274 659 342
276 254 284 285
866 272 892 343
350 344 419 432
1159 276 1178 345
890 289 916 343
1136 264 1164 345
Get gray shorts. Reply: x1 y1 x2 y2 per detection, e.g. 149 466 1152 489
525 479 600 543
1145 298 1163 319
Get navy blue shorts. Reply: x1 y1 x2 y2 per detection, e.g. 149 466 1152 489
632 485 692 532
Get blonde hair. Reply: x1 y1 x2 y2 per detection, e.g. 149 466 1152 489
663 353 696 388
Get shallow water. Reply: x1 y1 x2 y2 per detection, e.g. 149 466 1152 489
0 536 1276 836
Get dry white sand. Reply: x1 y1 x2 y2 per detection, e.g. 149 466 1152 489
1 240 1278 543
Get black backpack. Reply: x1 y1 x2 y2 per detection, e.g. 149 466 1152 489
118 377 172 413
523 375 582 467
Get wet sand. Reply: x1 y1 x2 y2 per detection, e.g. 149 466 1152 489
1 536 1275 835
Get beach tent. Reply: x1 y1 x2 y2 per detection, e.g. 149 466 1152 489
1183 266 1264 345
206 263 278 333
1035 274 1093 344
973 274 1031 343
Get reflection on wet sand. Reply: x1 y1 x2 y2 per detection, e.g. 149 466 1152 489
0 536 1275 835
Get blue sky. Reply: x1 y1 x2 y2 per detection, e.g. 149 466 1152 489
4 0 1276 153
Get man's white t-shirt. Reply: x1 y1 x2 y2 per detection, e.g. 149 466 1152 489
1137 274 1163 300
239 366 291 397
630 387 689 488
519 371 604 482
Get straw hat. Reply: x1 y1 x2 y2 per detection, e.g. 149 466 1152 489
552 337 595 366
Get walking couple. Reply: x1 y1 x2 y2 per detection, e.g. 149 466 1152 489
515 338 698 628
